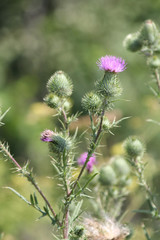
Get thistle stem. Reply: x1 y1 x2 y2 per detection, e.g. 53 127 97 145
0 142 61 226
68 105 105 197
26 174 62 226
0 142 22 169
154 69 160 90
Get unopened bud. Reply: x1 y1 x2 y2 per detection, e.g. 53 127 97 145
40 129 54 142
124 137 144 159
49 135 70 153
63 99 72 111
99 165 116 186
96 72 122 98
112 156 130 176
148 56 160 68
44 93 60 109
47 71 73 97
81 91 101 113
123 33 143 52
73 226 84 237
140 19 159 45
102 117 111 131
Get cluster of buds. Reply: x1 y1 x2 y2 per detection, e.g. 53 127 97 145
44 71 73 111
98 155 130 187
123 20 159 52
123 20 160 71
124 136 145 160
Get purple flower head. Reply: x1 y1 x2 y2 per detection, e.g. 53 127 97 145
97 55 127 73
77 152 96 173
40 129 54 142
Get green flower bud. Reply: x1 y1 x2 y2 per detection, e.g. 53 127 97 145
119 176 131 187
139 19 159 45
124 137 145 159
112 156 130 176
123 33 143 52
148 56 160 68
81 91 101 113
49 135 71 154
44 93 60 109
102 117 111 131
63 99 72 111
96 72 122 98
73 226 84 237
47 71 73 97
99 165 116 186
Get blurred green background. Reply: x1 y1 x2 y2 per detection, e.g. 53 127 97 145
1 0 160 239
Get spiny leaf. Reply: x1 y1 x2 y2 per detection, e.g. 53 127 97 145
4 187 31 205
30 194 34 206
0 108 10 126
70 200 83 224
34 192 38 205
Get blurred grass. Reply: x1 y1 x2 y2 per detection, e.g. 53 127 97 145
1 0 160 239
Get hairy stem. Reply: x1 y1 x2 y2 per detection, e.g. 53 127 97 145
134 159 156 211
26 173 62 227
0 142 22 169
60 110 70 238
154 69 160 90
0 142 61 226
68 105 105 197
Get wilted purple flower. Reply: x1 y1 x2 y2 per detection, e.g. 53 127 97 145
97 55 127 73
77 152 96 172
40 129 54 142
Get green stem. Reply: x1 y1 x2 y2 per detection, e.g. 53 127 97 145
68 103 105 197
60 110 70 239
142 223 152 240
154 68 160 90
134 159 156 211
62 151 70 239
0 142 22 170
26 173 62 227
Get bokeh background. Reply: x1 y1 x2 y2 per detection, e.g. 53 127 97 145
1 0 160 239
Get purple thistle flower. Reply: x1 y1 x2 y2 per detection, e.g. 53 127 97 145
40 129 54 142
77 152 96 173
97 55 127 73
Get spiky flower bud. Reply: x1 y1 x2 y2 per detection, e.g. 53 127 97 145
40 129 54 142
139 19 159 45
123 33 143 52
148 56 160 68
63 99 72 111
47 71 73 97
41 130 70 153
44 93 60 109
102 117 111 131
124 137 145 159
96 72 122 98
112 156 130 176
49 135 70 153
81 92 101 113
73 225 84 237
99 165 116 186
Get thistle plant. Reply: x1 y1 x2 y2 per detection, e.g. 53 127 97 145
124 137 160 239
123 19 160 97
0 56 129 239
